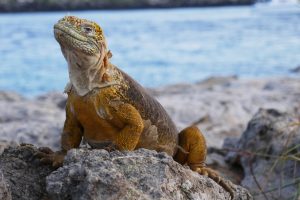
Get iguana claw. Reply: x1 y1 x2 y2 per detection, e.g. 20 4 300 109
35 147 66 169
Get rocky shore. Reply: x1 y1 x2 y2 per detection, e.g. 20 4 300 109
0 0 255 12
0 76 299 199
0 76 299 149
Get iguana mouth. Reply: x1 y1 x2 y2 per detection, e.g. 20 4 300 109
54 23 88 43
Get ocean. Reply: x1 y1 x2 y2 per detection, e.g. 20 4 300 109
0 4 299 96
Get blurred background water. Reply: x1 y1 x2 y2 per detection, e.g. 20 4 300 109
0 3 299 96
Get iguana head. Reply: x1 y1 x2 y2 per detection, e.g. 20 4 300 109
54 16 114 96
54 16 106 55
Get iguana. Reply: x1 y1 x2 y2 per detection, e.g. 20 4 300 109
37 16 234 199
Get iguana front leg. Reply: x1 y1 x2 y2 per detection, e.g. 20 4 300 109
112 103 144 151
36 101 83 168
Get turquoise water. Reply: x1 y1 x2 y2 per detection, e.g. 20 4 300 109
0 5 299 96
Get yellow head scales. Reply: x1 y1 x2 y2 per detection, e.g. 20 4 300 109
60 16 104 42
54 16 107 55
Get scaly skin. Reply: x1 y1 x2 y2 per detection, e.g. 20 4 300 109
37 16 234 199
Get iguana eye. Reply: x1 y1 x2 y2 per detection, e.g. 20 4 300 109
82 26 94 34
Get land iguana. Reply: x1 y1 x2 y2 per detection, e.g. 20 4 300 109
37 16 234 198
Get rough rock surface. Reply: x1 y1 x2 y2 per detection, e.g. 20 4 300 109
0 145 53 200
0 169 11 200
0 77 299 149
0 145 252 200
47 148 252 200
224 109 300 200
0 140 17 155
0 0 255 12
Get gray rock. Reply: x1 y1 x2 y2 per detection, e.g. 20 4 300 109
36 92 67 109
290 65 300 73
0 140 17 155
0 145 251 200
0 145 53 200
47 148 252 200
0 91 24 102
224 109 300 200
155 77 300 148
0 92 64 150
0 170 11 200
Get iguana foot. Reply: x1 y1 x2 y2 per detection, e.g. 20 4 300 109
192 165 235 199
103 144 117 152
35 147 66 169
191 165 220 180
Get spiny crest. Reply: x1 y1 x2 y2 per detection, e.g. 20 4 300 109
61 16 105 44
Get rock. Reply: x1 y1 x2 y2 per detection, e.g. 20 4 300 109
36 92 67 109
0 92 65 150
0 145 252 200
290 65 300 73
0 0 255 12
224 109 300 200
0 145 54 200
0 91 24 102
154 77 300 147
47 148 252 200
196 76 238 88
0 140 17 155
0 170 11 200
